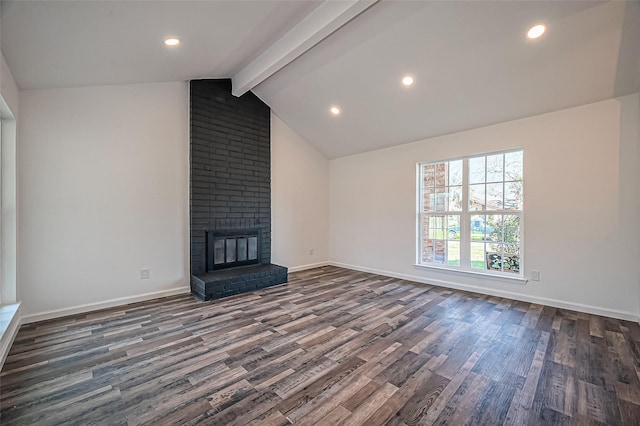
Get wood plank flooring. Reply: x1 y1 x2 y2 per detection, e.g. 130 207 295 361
1 266 640 425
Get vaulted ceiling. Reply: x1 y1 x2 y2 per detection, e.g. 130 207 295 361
2 0 639 158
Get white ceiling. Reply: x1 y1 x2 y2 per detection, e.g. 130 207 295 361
0 0 322 89
2 0 639 158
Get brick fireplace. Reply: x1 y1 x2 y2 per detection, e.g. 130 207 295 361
189 79 287 301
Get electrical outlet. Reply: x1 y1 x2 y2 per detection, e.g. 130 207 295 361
531 270 540 281
309 248 314 256
140 268 150 280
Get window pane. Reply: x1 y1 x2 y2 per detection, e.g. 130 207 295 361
486 183 504 210
487 242 502 253
470 214 485 241
423 186 435 212
469 157 485 184
471 242 485 269
427 227 436 239
435 163 447 187
429 215 444 229
422 238 434 263
434 190 446 212
422 164 435 187
423 215 432 239
503 215 520 244
423 213 461 266
449 160 462 186
505 181 523 210
447 215 460 240
425 215 446 239
486 154 504 183
469 184 485 211
505 151 523 182
434 240 446 263
487 214 502 242
503 245 520 274
486 244 503 272
449 186 462 211
447 241 460 266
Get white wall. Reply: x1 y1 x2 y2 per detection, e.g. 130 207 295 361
271 113 330 271
330 94 640 321
18 82 189 319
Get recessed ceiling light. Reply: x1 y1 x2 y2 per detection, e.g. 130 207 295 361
527 24 546 39
330 106 341 116
402 75 414 87
164 37 181 46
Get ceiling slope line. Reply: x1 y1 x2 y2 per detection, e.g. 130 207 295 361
231 0 378 97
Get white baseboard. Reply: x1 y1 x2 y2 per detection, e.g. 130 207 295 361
287 261 330 273
21 287 191 324
0 302 21 371
16 262 637 324
19 263 332 324
330 262 640 323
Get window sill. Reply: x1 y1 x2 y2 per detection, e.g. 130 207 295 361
1 302 21 370
413 263 528 285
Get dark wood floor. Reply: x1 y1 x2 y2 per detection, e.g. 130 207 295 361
1 266 639 425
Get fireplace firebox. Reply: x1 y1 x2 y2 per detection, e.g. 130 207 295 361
207 229 260 271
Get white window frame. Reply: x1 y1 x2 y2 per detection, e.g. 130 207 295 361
416 149 524 279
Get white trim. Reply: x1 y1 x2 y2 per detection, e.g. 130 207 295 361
1 106 18 304
0 302 21 371
21 287 191 324
232 0 378 96
330 262 640 323
287 261 330 273
413 263 527 284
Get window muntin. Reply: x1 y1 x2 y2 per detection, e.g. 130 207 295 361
419 150 523 275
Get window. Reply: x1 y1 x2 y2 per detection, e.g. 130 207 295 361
418 150 523 275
